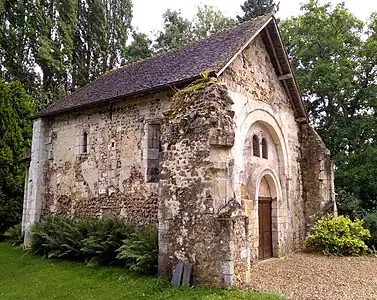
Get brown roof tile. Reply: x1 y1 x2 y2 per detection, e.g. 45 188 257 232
36 15 271 118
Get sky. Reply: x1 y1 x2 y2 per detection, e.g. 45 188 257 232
133 0 377 35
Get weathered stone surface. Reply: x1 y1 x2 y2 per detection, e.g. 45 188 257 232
22 30 334 289
158 84 239 287
218 35 333 274
299 123 334 230
34 93 171 226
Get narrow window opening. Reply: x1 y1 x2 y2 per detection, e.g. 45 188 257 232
109 104 113 120
83 132 88 153
147 124 161 183
252 135 260 157
262 138 268 159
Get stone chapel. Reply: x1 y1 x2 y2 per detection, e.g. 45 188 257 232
22 14 335 287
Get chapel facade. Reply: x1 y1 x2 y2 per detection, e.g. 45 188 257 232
22 15 335 287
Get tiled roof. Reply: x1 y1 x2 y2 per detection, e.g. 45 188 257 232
36 15 272 118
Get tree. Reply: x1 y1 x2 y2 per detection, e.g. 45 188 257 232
237 0 280 22
0 80 34 233
123 31 153 64
155 5 235 52
155 9 193 52
281 0 377 211
71 0 133 90
0 1 40 101
192 5 236 39
0 0 134 108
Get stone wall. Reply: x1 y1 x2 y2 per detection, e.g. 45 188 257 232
299 123 334 229
22 118 48 244
38 93 170 225
219 35 306 258
158 84 248 287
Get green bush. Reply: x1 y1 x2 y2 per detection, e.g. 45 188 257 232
4 224 23 246
363 211 377 248
304 214 371 255
30 216 131 265
117 226 158 275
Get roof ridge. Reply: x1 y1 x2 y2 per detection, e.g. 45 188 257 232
36 14 274 118
92 14 273 80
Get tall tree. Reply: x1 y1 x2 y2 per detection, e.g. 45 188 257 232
0 1 39 99
155 9 193 52
237 0 280 22
155 5 235 52
192 5 236 39
281 0 377 210
0 0 134 107
71 0 133 90
123 31 153 64
0 80 34 233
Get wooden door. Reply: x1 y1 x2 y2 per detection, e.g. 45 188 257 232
258 198 272 260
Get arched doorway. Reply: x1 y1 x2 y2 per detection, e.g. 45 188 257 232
258 176 276 260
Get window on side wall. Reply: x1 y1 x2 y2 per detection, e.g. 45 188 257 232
262 137 268 159
252 135 260 157
146 124 161 183
82 131 88 154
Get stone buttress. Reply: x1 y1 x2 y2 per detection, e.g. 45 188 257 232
158 84 250 287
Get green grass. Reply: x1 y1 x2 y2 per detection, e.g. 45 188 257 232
0 243 282 300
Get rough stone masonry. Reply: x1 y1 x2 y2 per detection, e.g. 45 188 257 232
22 15 335 288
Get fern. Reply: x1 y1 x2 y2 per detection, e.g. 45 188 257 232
4 224 23 246
116 226 158 275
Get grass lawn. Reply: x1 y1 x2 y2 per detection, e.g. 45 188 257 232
0 243 282 300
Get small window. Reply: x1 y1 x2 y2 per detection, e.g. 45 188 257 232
147 124 161 183
262 138 268 159
82 132 88 153
252 135 260 157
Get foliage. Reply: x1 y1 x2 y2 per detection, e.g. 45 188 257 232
304 214 370 255
4 224 23 246
179 69 217 95
336 189 366 219
281 0 377 219
0 243 282 300
117 226 158 275
30 215 132 266
0 0 134 107
0 80 34 234
71 0 133 91
363 211 377 248
123 32 153 64
237 0 280 22
155 5 235 52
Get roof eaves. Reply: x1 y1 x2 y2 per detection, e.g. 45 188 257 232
270 17 307 122
33 72 216 120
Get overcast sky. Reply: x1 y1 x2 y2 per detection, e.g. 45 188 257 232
133 0 377 35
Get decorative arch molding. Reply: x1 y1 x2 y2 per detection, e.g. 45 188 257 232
247 167 283 204
236 108 289 187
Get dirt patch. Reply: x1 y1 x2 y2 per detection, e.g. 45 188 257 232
248 252 377 300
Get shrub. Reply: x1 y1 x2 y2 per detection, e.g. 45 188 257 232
304 214 371 256
30 215 131 265
363 211 377 248
117 226 158 275
4 224 23 246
